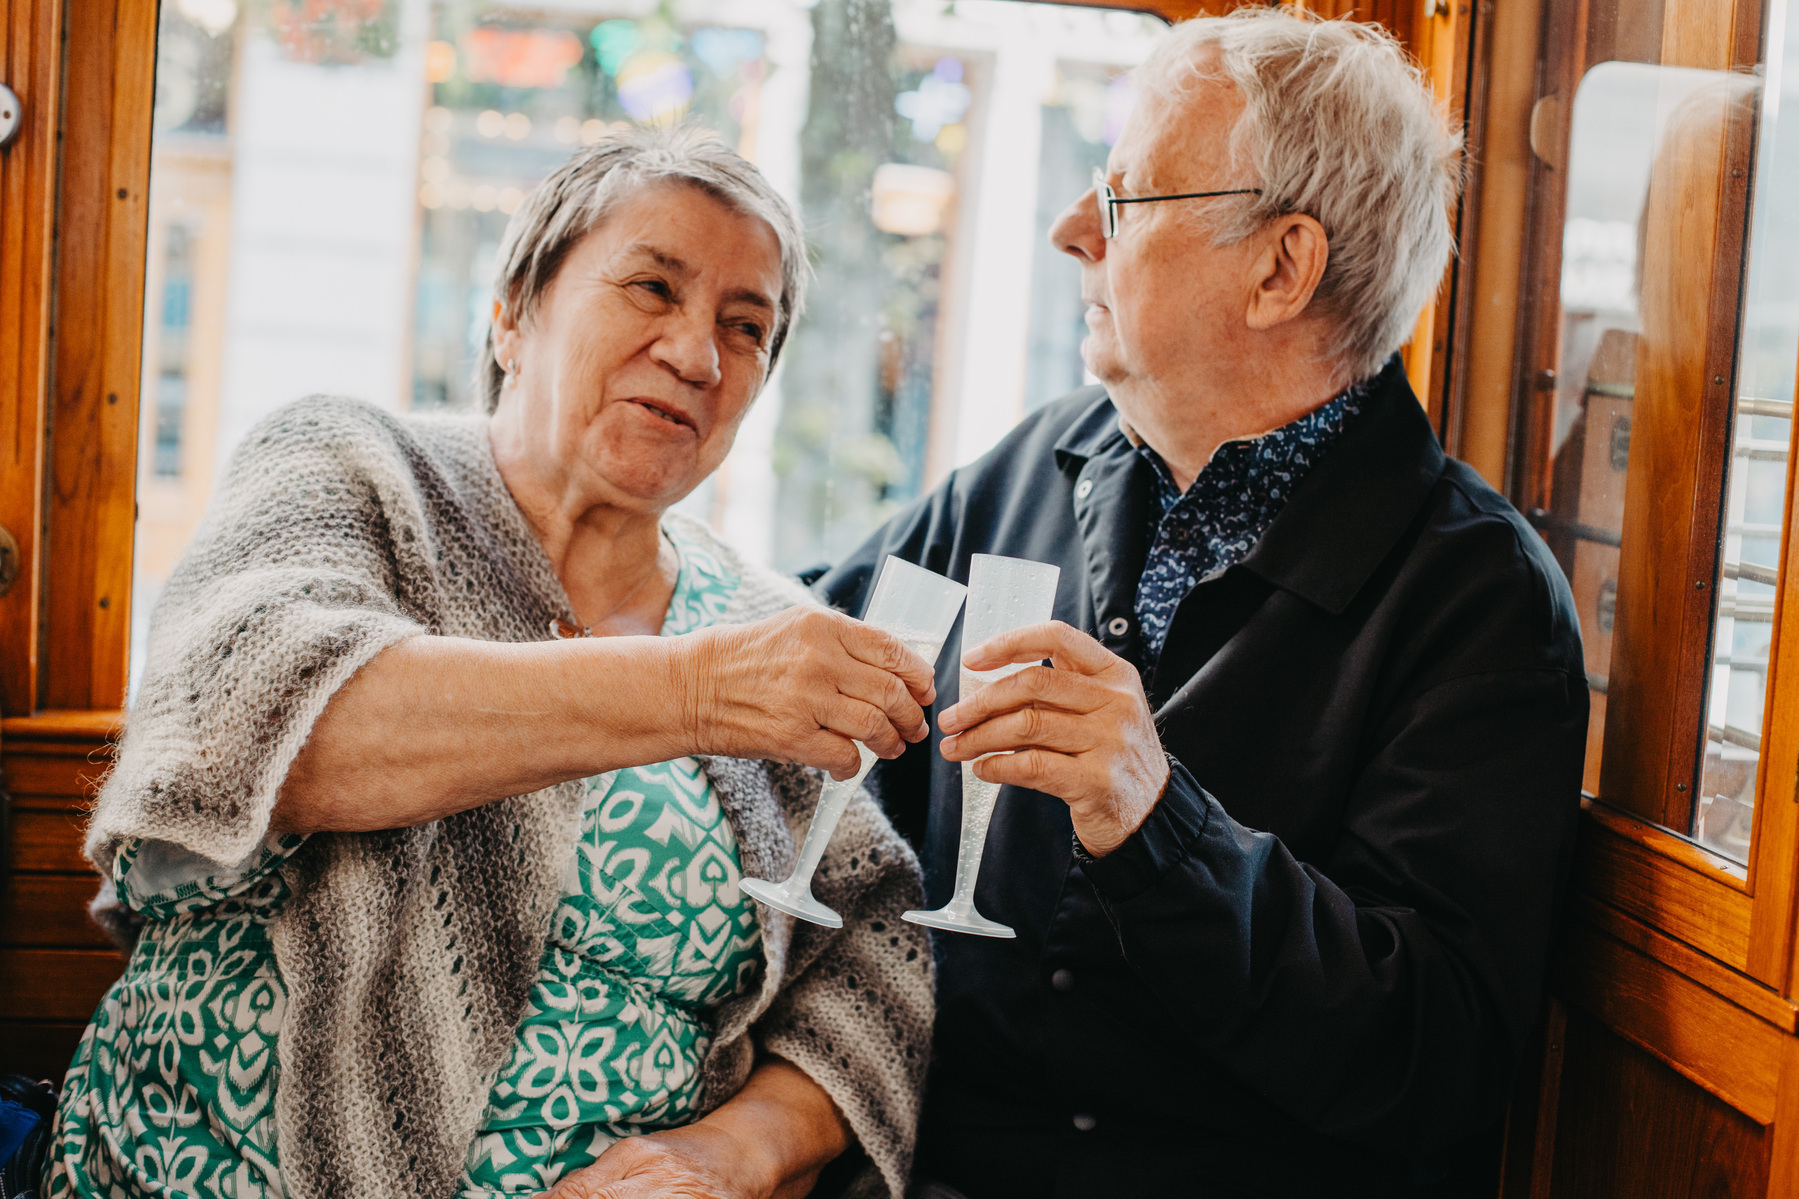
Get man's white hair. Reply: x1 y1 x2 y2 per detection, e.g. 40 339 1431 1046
1142 9 1463 382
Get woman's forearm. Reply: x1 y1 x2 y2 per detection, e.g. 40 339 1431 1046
273 605 937 836
697 1058 853 1199
273 634 692 834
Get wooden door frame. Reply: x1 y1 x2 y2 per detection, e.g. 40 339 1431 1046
0 0 154 727
0 0 155 1062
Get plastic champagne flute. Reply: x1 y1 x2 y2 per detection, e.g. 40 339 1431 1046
903 553 1061 939
740 556 968 928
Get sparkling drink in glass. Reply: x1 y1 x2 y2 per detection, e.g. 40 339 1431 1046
903 553 1061 939
740 556 967 928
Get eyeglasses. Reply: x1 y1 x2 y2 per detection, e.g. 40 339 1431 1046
1092 167 1262 239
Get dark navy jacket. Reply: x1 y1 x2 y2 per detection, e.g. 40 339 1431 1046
817 361 1587 1198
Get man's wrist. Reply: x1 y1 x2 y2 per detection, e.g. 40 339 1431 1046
1073 754 1172 857
1075 755 1209 899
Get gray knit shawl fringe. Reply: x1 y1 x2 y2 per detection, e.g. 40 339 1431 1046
84 397 934 1199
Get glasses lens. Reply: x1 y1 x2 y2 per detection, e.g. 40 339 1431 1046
1092 169 1114 238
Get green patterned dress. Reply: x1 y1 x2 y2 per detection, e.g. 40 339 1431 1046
51 525 763 1199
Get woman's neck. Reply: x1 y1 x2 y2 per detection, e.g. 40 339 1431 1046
491 430 678 638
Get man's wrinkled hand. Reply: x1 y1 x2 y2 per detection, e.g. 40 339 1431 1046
937 620 1169 856
540 1124 790 1199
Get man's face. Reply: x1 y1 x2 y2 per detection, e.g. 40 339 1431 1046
1049 51 1262 426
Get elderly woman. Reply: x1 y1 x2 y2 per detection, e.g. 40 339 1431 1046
47 128 934 1199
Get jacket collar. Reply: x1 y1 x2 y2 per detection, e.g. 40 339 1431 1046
1053 359 1446 617
1238 358 1445 614
1052 385 1127 469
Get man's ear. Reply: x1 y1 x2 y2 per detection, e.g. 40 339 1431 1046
1245 214 1330 331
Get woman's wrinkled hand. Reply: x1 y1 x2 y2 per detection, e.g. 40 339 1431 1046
674 606 937 780
539 1124 796 1199
937 620 1170 856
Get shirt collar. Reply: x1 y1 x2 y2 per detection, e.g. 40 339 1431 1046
1133 381 1369 518
1055 357 1447 615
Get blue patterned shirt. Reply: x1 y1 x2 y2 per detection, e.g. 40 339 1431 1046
1133 384 1368 661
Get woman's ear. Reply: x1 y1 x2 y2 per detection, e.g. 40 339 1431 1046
491 299 522 375
1245 214 1330 332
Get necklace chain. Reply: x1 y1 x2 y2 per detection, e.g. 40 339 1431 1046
549 534 675 640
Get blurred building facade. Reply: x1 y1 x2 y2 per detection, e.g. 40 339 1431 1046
134 0 1161 684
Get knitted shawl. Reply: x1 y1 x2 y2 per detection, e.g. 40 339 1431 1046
84 397 933 1199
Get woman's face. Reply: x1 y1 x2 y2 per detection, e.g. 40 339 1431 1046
492 183 784 513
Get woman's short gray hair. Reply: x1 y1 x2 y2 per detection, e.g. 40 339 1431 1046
478 124 808 413
1142 9 1463 382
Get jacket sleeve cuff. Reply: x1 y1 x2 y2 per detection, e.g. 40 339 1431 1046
1074 755 1211 901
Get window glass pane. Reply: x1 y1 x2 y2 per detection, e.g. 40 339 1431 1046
1534 0 1790 865
131 0 1163 687
1545 55 1730 809
1696 0 1799 861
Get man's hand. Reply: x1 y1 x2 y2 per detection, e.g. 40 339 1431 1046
938 620 1169 856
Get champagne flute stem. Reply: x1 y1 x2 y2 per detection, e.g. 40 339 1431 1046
786 744 880 885
790 775 857 883
951 763 1000 906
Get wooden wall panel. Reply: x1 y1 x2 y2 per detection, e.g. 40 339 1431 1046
1550 1007 1773 1198
0 1024 91 1084
0 0 61 717
1556 918 1784 1123
7 810 91 874
1 717 120 1078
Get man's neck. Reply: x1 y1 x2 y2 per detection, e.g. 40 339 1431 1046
1114 357 1352 493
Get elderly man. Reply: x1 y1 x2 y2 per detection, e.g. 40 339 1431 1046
819 10 1586 1198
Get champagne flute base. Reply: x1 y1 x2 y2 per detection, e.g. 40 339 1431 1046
741 876 844 928
902 904 1015 939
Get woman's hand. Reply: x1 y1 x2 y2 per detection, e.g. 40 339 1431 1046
938 620 1170 856
540 1124 782 1199
542 1058 848 1199
675 606 938 779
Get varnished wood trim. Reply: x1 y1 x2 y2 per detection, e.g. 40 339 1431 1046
42 0 157 711
1770 1034 1799 1198
1526 999 1566 1199
1584 798 1750 887
1498 995 1566 1199
1574 801 1754 972
1455 0 1540 489
1555 918 1784 1124
0 0 61 717
1 710 124 742
1570 892 1797 1033
1747 347 1799 988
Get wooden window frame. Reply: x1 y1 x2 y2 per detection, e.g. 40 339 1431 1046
1479 0 1799 1188
1495 0 1799 991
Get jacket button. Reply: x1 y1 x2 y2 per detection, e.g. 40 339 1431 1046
1072 1113 1098 1132
1050 968 1075 992
1075 479 1094 499
1106 616 1129 637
